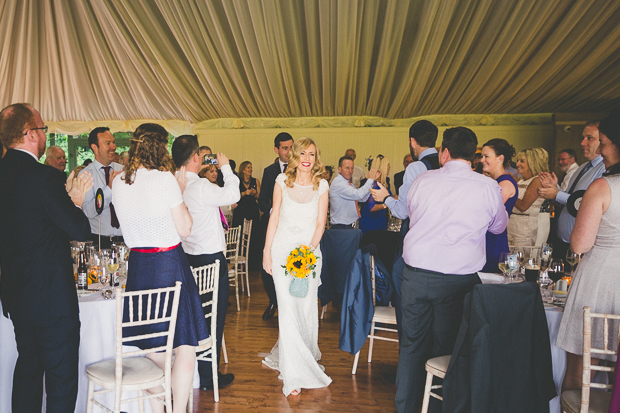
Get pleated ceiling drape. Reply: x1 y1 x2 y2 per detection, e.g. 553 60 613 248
1 0 619 129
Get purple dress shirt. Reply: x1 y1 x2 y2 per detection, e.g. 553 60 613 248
403 160 509 275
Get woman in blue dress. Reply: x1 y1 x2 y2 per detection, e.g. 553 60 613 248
360 155 391 234
481 139 518 272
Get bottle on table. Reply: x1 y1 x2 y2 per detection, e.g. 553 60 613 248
77 250 88 290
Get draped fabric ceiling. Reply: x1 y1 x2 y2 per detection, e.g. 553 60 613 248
1 0 619 132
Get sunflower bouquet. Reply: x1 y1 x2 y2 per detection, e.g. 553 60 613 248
282 245 319 298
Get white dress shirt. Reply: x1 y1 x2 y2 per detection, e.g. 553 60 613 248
182 165 240 255
559 162 579 192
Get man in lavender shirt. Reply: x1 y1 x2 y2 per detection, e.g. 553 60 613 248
395 127 509 413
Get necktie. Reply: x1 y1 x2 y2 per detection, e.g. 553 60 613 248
282 163 288 173
102 166 120 229
349 181 361 218
567 162 592 194
219 208 229 231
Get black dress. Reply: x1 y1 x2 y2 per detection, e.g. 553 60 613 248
232 177 261 270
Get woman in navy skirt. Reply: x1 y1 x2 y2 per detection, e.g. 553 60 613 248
112 123 208 413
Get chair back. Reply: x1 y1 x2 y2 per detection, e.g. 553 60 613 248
240 219 252 261
116 282 182 400
192 262 220 347
369 255 376 306
581 307 619 409
225 225 241 263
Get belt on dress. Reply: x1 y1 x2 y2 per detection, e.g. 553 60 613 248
131 243 180 253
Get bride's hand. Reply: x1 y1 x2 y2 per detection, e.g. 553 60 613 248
263 252 273 276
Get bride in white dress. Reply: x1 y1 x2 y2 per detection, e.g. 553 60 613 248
262 137 332 396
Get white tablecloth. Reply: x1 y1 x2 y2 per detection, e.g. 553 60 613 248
478 272 566 413
0 292 199 413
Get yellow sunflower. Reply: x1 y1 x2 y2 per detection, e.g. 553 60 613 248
306 254 317 267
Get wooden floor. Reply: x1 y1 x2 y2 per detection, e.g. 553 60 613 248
192 271 399 412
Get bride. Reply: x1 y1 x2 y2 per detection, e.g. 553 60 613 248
262 137 332 396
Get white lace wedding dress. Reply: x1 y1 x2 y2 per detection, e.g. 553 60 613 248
261 174 332 396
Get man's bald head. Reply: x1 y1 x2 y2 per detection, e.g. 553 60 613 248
44 146 67 171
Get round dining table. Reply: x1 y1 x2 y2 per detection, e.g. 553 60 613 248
0 290 199 413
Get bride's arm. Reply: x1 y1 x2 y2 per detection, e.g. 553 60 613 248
262 183 283 276
310 191 329 249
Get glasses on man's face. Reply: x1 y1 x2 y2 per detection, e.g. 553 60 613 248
23 125 48 135
557 157 570 162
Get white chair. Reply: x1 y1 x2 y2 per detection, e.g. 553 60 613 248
561 306 617 413
421 355 450 413
86 282 182 413
352 255 399 374
237 218 252 297
189 262 221 408
225 225 241 312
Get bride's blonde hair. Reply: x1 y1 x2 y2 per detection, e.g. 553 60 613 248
284 137 324 190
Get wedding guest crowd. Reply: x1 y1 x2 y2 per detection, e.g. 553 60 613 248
4 96 620 412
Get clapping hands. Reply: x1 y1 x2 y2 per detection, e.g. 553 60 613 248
66 171 94 208
537 172 559 200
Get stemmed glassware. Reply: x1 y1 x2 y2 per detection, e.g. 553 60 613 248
540 243 552 272
566 248 582 272
499 252 520 282
544 259 565 302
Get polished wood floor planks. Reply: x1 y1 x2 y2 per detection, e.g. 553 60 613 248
193 271 399 412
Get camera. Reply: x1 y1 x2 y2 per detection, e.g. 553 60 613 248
203 154 218 165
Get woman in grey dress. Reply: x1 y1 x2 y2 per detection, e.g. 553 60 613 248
556 116 620 392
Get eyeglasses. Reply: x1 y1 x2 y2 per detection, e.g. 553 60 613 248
23 125 48 135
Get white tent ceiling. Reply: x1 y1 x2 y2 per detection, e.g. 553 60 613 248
1 0 619 124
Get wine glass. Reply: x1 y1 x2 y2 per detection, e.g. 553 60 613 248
106 250 120 287
566 248 582 278
543 259 564 300
540 243 552 272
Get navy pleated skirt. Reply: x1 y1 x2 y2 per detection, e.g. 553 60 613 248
122 244 209 349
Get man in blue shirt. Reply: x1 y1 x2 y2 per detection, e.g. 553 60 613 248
329 156 379 229
538 121 604 260
80 127 124 249
369 120 439 386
